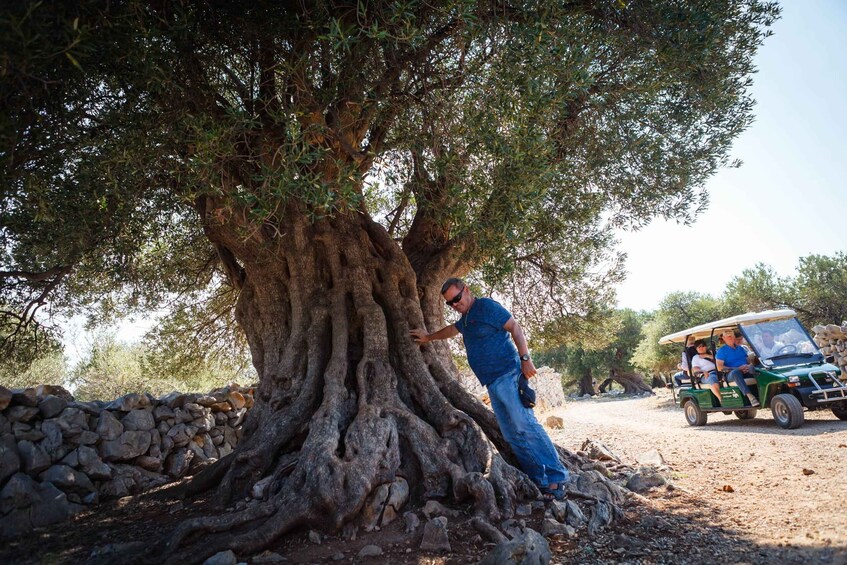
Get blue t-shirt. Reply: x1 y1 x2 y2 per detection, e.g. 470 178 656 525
716 344 748 369
454 298 520 385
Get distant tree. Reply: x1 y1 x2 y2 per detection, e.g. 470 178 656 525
0 348 67 391
0 306 64 388
724 253 847 327
723 262 792 314
632 292 727 376
536 309 649 395
1 1 779 558
69 332 153 401
793 253 847 326
69 331 246 401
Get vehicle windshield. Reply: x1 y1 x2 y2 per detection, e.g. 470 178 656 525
740 317 821 366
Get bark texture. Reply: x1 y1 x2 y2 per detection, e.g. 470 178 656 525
599 369 653 395
154 208 541 563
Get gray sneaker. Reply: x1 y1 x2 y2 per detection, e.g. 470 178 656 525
747 393 760 407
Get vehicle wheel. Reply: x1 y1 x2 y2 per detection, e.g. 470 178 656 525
684 400 707 426
735 409 758 420
831 401 847 421
771 393 804 429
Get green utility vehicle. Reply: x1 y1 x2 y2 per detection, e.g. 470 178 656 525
659 309 847 429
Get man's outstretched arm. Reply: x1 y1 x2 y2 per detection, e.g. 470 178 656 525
410 325 459 344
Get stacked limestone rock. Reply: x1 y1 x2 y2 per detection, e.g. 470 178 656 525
812 322 847 374
455 366 566 412
0 383 253 538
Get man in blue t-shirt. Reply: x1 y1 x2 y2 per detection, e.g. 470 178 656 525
716 329 760 407
410 277 569 501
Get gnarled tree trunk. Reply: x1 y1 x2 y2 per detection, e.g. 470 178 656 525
599 368 653 395
577 370 596 396
156 209 540 562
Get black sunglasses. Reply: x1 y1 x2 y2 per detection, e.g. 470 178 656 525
445 287 464 306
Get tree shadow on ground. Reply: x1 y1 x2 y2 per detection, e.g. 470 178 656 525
2 480 845 565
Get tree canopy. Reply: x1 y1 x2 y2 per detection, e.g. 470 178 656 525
2 0 779 350
1 1 780 560
724 253 847 327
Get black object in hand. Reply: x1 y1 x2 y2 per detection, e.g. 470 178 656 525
518 375 536 408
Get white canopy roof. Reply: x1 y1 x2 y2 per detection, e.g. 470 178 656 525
658 309 797 345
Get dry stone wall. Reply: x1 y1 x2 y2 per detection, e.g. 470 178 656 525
0 368 565 539
0 383 254 539
455 366 566 412
812 322 847 374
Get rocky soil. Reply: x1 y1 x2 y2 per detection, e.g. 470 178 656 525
3 388 846 564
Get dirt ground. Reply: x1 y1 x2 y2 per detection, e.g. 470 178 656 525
3 389 847 564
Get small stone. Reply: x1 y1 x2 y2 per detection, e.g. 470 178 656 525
545 415 564 429
420 517 451 552
308 529 321 544
227 391 246 409
636 448 665 467
722 485 735 492
202 549 237 565
356 545 382 558
501 518 525 540
0 386 12 411
250 551 286 563
802 468 815 476
404 511 420 533
422 499 459 519
541 517 573 537
11 388 38 407
0 434 21 484
38 395 68 419
331 552 344 561
626 469 668 492
121 409 155 432
516 503 533 516
580 439 621 463
96 410 124 441
479 528 551 565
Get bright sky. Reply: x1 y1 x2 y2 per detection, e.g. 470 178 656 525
614 0 847 312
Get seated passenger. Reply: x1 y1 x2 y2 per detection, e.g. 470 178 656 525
690 339 721 405
716 329 760 407
757 330 784 358
672 337 697 386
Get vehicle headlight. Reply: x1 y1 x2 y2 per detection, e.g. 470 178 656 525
788 376 800 384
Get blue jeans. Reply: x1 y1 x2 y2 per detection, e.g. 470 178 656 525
728 369 754 396
701 371 720 384
672 371 690 386
487 370 569 488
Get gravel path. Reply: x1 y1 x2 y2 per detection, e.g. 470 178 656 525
547 389 847 563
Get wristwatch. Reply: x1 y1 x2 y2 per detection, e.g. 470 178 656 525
519 353 531 362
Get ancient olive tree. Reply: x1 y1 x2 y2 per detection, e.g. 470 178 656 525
1 0 778 560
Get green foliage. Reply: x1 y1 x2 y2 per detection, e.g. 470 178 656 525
631 292 728 374
141 285 253 392
724 253 847 327
1 1 780 362
535 309 646 388
0 349 67 390
69 333 152 401
68 331 250 401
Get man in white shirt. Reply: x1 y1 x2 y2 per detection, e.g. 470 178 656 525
757 330 784 359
